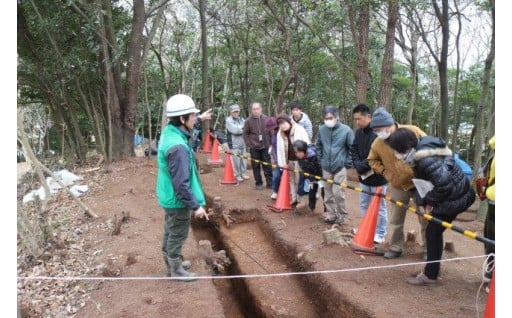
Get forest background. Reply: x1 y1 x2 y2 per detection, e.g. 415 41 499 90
11 0 508 315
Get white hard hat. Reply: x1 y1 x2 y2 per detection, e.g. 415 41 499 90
166 94 201 117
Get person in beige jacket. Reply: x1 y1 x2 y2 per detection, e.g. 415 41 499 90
367 107 427 259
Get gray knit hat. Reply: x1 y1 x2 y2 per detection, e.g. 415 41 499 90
370 107 394 128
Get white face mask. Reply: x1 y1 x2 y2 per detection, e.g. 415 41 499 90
324 119 337 128
376 131 391 139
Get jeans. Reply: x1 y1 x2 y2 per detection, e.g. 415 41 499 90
359 184 388 239
161 208 191 259
272 167 282 193
387 186 428 253
249 147 273 186
424 213 456 280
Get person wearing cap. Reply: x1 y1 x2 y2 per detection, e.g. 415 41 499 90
156 93 210 282
367 106 428 260
243 102 273 190
349 104 388 244
264 116 282 199
225 104 249 182
316 105 354 224
275 114 310 207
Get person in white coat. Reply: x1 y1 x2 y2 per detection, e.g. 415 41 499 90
275 114 310 207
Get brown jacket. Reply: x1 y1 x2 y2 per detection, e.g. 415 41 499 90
367 124 426 191
243 114 270 149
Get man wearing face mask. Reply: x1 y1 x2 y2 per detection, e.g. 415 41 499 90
367 107 427 259
316 105 354 224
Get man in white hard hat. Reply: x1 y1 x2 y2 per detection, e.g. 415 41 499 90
156 93 210 282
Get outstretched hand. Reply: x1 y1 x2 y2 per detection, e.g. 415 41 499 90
199 108 213 121
194 207 210 221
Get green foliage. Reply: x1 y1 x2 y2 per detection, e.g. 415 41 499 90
18 0 494 158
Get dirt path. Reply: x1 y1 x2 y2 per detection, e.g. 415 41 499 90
34 155 491 317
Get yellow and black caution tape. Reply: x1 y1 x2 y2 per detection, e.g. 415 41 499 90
220 149 494 247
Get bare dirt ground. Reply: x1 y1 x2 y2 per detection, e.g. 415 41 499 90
17 153 493 318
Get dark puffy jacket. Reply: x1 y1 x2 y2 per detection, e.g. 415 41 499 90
349 125 387 187
297 146 323 181
413 136 476 217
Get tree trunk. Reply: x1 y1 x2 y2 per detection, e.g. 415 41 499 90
433 0 450 140
378 0 399 109
119 0 145 157
450 0 463 152
199 0 209 109
472 0 495 176
347 0 370 104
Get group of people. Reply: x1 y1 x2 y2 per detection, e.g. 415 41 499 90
155 93 493 288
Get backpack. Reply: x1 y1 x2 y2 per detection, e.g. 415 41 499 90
453 153 472 181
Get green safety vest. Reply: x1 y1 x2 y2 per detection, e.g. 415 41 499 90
155 124 206 208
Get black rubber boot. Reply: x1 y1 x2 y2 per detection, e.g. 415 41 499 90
164 253 191 271
168 257 197 282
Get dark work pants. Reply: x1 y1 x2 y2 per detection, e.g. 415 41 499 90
297 174 306 196
307 182 319 210
484 202 495 265
424 214 455 280
250 147 273 187
162 208 191 259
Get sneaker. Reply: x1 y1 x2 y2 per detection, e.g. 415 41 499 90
406 272 438 286
242 174 250 180
373 234 385 244
236 176 244 182
270 192 278 200
383 250 402 259
351 228 358 235
483 270 493 283
256 184 263 190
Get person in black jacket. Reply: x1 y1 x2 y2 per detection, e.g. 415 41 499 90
349 104 389 244
292 140 322 212
387 128 476 286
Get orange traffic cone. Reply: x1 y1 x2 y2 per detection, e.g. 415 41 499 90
349 187 385 255
207 137 223 165
220 152 238 185
201 132 212 153
484 270 495 318
267 168 293 213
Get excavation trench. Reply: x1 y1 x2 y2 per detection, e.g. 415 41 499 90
190 194 372 318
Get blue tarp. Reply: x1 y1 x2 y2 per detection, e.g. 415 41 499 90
134 134 149 146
